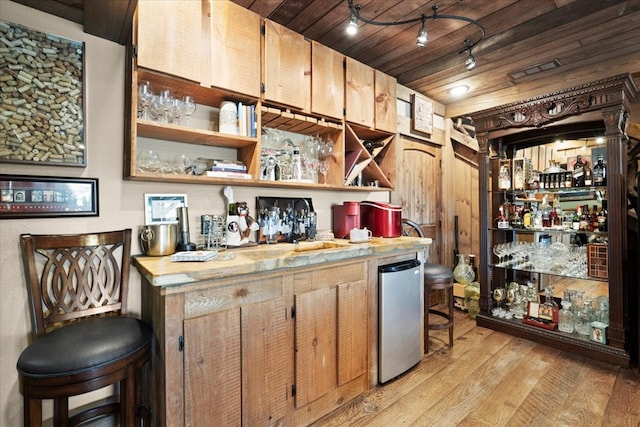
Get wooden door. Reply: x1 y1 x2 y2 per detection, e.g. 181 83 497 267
263 19 311 110
294 287 336 408
345 57 374 128
241 298 289 426
136 0 203 82
184 309 241 427
393 136 443 263
209 0 261 97
311 41 344 120
337 280 367 386
374 70 397 133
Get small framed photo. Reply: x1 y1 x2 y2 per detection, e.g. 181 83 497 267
590 321 608 344
144 193 187 225
0 174 98 219
411 93 433 134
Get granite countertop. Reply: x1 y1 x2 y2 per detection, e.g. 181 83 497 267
132 236 432 288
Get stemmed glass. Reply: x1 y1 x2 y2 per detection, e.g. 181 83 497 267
137 80 154 120
318 160 330 184
492 287 505 317
493 243 505 266
156 88 172 123
181 95 196 126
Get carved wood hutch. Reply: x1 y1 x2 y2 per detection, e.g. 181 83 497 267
470 74 638 366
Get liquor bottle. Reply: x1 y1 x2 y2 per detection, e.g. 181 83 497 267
579 204 590 231
541 287 559 324
598 200 608 232
572 206 581 231
593 155 607 186
540 195 552 228
290 145 302 181
584 162 593 187
564 171 573 188
573 155 585 187
522 203 532 228
498 163 511 190
558 300 574 333
590 205 600 232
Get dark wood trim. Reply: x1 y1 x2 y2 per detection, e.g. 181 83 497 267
470 74 639 366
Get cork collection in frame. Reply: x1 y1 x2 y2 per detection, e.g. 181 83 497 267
0 20 86 167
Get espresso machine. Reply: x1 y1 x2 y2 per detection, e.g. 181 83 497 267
332 201 361 239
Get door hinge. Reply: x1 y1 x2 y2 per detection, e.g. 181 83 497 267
291 306 296 318
132 44 137 58
291 384 296 397
178 335 184 352
260 82 265 94
261 23 266 36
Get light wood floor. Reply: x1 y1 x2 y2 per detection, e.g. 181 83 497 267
311 310 640 427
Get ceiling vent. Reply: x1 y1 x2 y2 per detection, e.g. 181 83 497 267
508 58 561 80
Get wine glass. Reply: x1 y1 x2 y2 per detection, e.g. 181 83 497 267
182 95 196 126
318 160 330 184
492 288 505 317
137 80 154 120
137 149 161 172
156 88 172 123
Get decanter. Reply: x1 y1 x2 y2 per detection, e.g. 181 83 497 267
558 300 574 333
453 254 475 285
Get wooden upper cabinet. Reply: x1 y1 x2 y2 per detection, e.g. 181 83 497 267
311 42 344 120
136 0 203 82
374 70 397 133
263 19 311 111
209 0 261 97
345 57 374 128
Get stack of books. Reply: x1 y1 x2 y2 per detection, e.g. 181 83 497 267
201 159 252 180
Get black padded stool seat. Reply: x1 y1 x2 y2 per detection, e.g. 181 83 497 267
423 263 454 353
18 229 152 427
18 317 152 378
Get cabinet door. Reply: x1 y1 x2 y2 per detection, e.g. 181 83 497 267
311 41 344 120
184 309 241 426
345 57 374 128
374 70 397 133
241 298 289 426
294 287 336 408
136 0 203 82
263 19 311 111
210 0 261 97
337 280 368 385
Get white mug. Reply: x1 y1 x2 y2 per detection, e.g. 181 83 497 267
350 228 372 242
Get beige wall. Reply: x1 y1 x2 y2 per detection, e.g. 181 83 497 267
0 2 387 425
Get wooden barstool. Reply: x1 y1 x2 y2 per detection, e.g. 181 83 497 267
423 263 454 353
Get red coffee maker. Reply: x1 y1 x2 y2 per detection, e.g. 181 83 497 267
332 201 361 239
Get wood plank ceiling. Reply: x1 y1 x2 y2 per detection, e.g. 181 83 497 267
9 0 640 118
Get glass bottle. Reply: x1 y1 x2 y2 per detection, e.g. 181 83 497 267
540 195 552 228
572 155 585 187
464 281 480 319
598 200 608 232
574 292 590 335
290 145 302 181
593 155 606 187
498 163 511 190
513 163 524 190
453 254 475 285
572 206 581 231
584 161 593 187
558 300 574 333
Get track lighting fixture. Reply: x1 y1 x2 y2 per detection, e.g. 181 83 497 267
346 1 485 71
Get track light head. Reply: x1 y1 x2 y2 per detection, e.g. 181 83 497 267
416 17 428 46
465 54 476 71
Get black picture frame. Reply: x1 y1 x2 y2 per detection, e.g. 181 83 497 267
0 174 98 219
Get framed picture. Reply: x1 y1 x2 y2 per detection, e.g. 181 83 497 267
0 174 98 219
144 193 187 225
0 20 85 167
411 93 433 134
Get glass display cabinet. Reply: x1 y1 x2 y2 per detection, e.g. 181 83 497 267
470 74 638 366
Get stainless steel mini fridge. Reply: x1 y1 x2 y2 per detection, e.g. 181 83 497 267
378 259 423 383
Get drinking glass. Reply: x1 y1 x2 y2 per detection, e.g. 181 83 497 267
492 287 505 317
137 149 161 172
182 95 196 126
137 80 154 120
318 160 330 184
156 88 172 123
